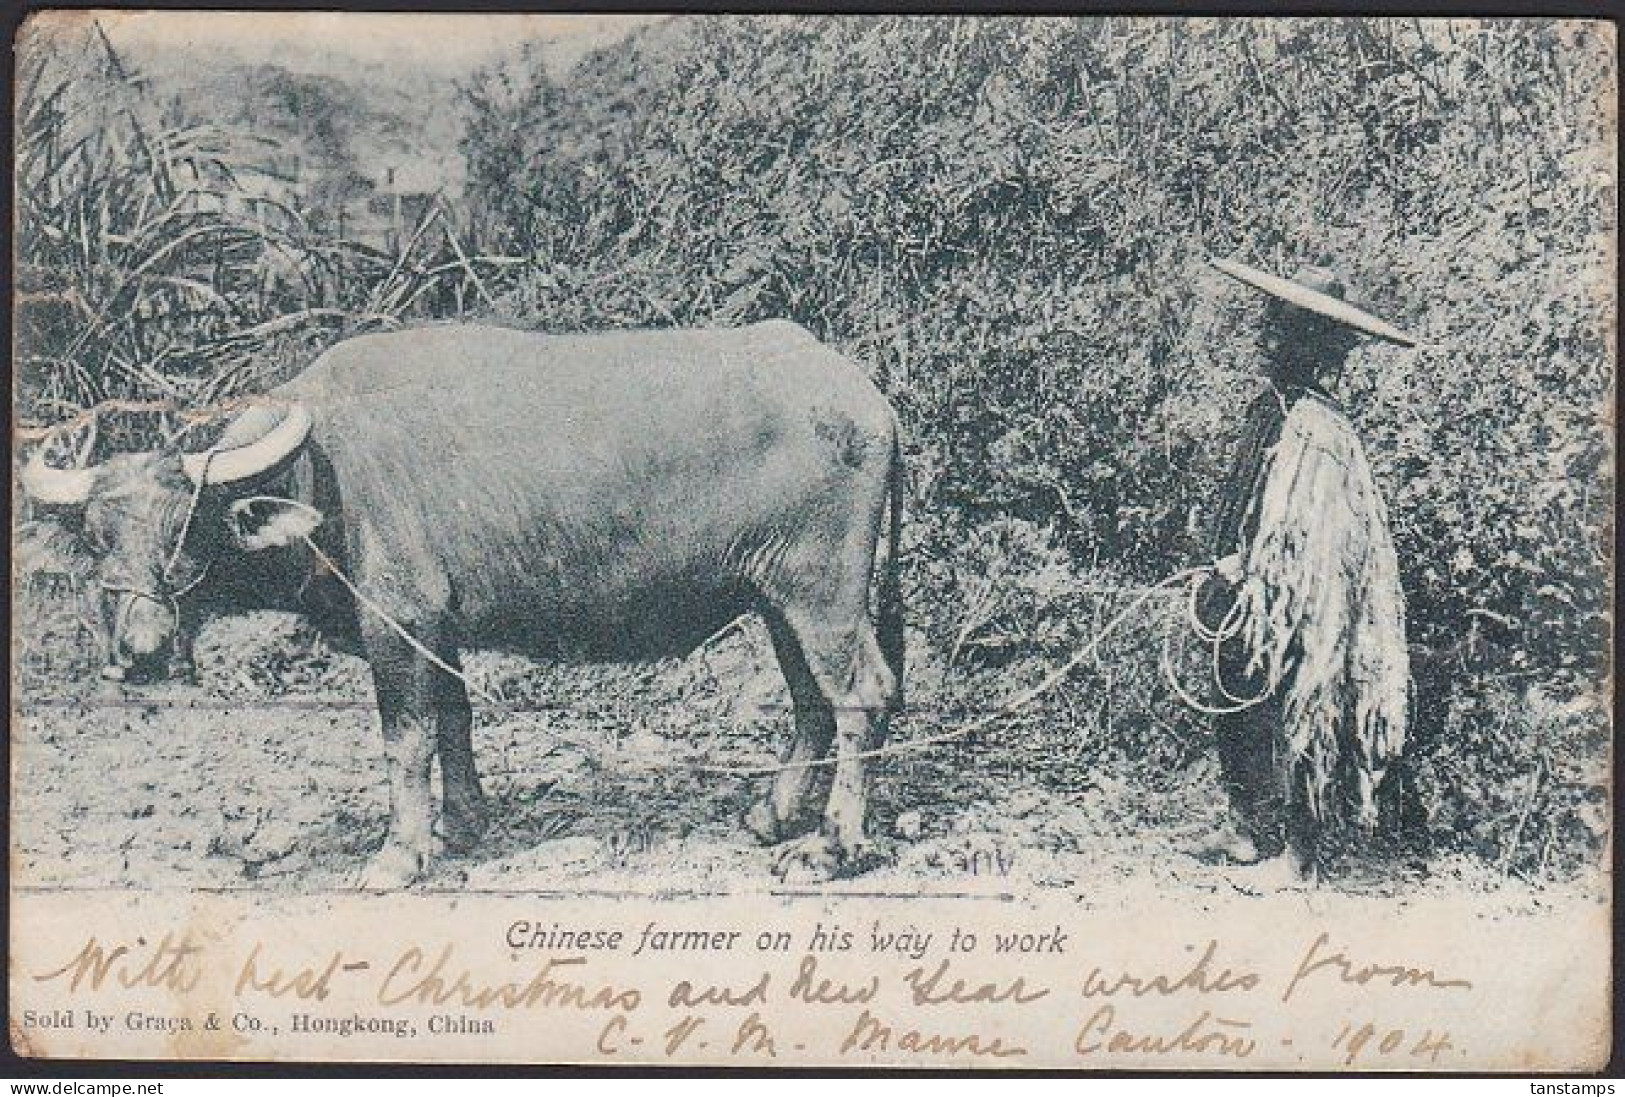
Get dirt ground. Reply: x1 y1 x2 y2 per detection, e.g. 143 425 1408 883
10 608 1603 916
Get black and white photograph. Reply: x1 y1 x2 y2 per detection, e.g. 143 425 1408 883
8 11 1614 1069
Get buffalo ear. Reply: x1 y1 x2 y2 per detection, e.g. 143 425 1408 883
226 498 322 552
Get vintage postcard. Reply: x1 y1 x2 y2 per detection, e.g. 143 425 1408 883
9 11 1614 1069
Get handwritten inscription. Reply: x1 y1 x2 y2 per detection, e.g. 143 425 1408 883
1082 940 1261 998
24 926 1475 1066
787 956 878 1005
1075 1006 1257 1059
669 973 770 1009
34 934 204 995
236 943 355 1001
903 959 1049 1006
1282 934 1474 1003
379 947 640 1012
840 1009 1029 1059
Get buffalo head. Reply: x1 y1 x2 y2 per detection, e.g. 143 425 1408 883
20 404 316 681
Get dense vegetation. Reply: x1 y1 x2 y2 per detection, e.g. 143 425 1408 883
15 20 499 453
17 16 1614 881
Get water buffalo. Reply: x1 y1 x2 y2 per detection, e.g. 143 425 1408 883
21 320 905 887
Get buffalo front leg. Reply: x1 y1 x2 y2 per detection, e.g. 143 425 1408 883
355 625 442 890
823 705 886 867
166 603 199 684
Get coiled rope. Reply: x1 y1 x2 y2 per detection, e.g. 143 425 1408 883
1158 569 1280 717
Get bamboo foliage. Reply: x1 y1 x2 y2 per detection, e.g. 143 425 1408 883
15 23 522 455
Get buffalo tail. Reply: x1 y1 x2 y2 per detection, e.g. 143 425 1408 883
877 429 905 712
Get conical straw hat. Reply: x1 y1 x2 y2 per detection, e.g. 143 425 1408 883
1212 257 1417 347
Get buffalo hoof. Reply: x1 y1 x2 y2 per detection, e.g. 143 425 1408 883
772 832 885 884
745 800 783 845
836 837 887 876
355 842 429 891
1235 856 1294 893
1286 843 1321 887
440 802 489 855
745 797 820 846
1188 826 1265 866
772 834 842 884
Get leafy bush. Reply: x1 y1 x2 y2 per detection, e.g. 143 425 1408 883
459 16 1613 879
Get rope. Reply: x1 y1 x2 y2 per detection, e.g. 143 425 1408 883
220 495 1263 779
1186 566 1244 644
689 567 1208 777
228 495 505 707
304 533 504 704
164 450 213 584
102 564 211 652
1158 569 1279 716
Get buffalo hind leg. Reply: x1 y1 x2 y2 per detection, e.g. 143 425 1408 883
355 622 444 890
746 614 835 845
773 618 894 883
823 627 893 867
434 650 487 854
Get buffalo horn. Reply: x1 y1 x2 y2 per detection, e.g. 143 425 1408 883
19 450 99 506
181 404 313 486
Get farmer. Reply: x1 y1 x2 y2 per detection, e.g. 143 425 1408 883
1194 258 1417 881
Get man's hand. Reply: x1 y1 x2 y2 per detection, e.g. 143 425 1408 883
1214 552 1244 583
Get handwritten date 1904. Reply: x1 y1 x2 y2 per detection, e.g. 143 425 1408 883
1331 1020 1457 1067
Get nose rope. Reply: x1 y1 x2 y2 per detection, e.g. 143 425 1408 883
102 565 210 659
105 450 216 666
162 450 213 585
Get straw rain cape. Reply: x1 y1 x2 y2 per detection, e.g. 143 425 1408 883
1233 393 1409 829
